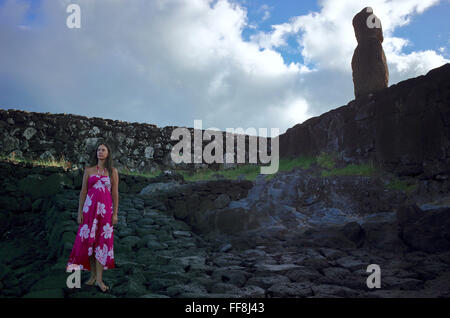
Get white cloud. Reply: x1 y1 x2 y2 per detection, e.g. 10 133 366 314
1 0 315 137
257 4 272 22
0 0 448 140
251 0 449 80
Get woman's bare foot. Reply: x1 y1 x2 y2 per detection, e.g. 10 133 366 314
85 275 96 286
95 280 109 292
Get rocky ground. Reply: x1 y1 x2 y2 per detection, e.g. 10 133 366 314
1 166 449 298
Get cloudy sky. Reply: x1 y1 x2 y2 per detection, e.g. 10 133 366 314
1 0 449 137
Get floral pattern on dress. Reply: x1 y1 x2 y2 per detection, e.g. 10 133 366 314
79 224 89 241
93 179 107 192
67 263 83 271
83 194 92 213
90 218 98 239
102 223 113 239
97 202 106 217
108 248 114 260
103 178 111 193
95 244 109 265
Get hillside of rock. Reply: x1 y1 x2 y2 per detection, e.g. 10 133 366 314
279 63 450 179
1 159 449 298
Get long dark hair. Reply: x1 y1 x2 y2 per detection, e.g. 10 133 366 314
88 140 114 174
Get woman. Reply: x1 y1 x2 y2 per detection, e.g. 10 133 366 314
66 141 119 292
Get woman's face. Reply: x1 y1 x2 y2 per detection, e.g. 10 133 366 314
97 145 109 160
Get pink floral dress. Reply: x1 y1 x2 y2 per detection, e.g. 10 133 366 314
66 166 115 271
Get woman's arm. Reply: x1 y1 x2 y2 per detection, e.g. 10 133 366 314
78 168 89 223
111 168 119 216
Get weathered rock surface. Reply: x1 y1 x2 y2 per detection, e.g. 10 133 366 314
398 203 450 253
279 63 450 179
1 163 449 298
0 106 271 175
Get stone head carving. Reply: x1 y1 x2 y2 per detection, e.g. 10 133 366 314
352 7 384 43
351 7 389 99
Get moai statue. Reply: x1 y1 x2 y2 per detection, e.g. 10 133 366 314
351 7 389 99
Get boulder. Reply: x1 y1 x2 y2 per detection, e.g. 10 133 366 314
397 204 450 253
340 221 365 247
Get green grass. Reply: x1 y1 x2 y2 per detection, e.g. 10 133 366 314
1 150 383 183
181 155 317 182
119 167 163 179
180 163 262 182
316 152 336 170
385 178 419 193
0 152 266 182
313 151 380 177
279 156 315 171
263 156 315 181
0 152 163 178
126 155 318 183
321 163 378 177
0 152 69 169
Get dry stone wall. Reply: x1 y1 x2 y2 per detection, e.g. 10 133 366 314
0 108 272 173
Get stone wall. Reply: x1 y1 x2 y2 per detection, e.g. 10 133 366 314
0 108 272 174
138 179 254 235
0 159 182 214
279 63 450 178
0 159 253 234
2 64 448 179
0 159 255 297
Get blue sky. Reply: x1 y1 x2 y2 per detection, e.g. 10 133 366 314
242 0 322 65
241 0 450 64
390 1 449 55
1 0 449 136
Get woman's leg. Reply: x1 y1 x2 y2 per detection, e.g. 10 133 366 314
85 255 97 285
95 259 109 291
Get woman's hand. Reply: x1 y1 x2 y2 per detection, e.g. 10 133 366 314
112 214 118 225
77 213 83 225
